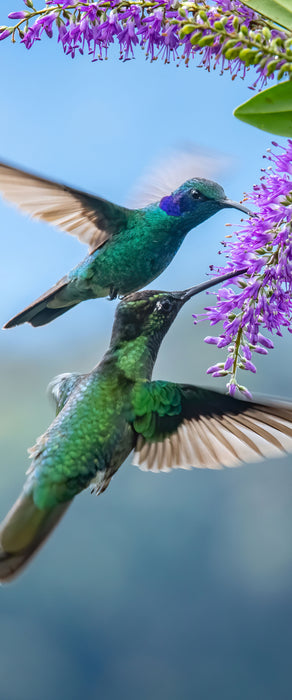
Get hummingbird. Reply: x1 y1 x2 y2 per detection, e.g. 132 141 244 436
0 160 252 328
1 269 292 583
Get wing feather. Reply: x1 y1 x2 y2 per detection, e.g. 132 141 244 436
132 382 292 473
0 161 131 252
200 416 241 465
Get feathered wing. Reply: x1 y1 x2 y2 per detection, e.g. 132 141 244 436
132 382 292 472
0 161 132 252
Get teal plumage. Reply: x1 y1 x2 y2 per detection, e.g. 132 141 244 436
0 161 251 328
1 270 292 582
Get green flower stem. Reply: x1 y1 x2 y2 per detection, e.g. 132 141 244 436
230 325 243 384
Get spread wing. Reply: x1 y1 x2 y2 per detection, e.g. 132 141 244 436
132 382 292 472
0 162 132 252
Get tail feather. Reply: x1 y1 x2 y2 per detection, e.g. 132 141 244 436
3 276 77 328
0 490 70 582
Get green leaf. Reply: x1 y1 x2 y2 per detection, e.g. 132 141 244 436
243 0 292 31
234 80 292 135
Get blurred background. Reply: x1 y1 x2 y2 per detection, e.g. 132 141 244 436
1 4 292 699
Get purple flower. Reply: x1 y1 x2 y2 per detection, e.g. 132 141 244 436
138 9 163 60
118 16 139 61
3 0 291 85
202 140 292 397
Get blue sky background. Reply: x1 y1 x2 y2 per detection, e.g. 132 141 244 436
1 5 292 700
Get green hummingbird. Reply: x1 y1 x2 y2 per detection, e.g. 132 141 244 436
1 269 292 582
0 160 251 328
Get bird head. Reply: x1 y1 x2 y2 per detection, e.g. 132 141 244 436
158 178 252 224
110 268 247 353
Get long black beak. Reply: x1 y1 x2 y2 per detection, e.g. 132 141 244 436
223 198 253 217
179 267 248 303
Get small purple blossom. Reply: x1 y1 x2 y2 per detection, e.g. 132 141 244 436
200 140 292 397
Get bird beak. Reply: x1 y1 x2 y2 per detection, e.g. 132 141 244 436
222 198 253 217
178 267 248 304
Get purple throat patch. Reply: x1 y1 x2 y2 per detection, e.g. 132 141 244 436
159 195 181 217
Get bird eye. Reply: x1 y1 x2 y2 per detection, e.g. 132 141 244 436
191 189 208 202
156 298 173 313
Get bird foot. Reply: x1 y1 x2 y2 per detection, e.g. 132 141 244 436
108 287 118 300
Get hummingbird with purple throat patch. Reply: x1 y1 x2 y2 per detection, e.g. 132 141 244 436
0 158 251 328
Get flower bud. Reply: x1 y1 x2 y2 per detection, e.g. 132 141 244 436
190 31 202 45
217 337 230 348
238 385 253 400
224 47 241 60
0 28 13 40
8 12 28 19
243 360 257 373
258 333 274 349
227 382 236 397
198 35 214 47
179 23 195 38
277 63 292 80
262 27 271 40
204 336 220 345
253 345 268 355
242 346 252 360
213 21 225 31
240 24 248 36
224 357 233 370
206 363 224 374
238 48 257 65
198 10 207 21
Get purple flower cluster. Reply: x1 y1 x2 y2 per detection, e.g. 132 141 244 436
197 140 292 397
2 1 291 84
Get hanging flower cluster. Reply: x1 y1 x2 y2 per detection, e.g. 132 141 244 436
1 1 292 86
196 140 292 398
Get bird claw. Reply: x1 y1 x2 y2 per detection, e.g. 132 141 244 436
108 287 118 300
